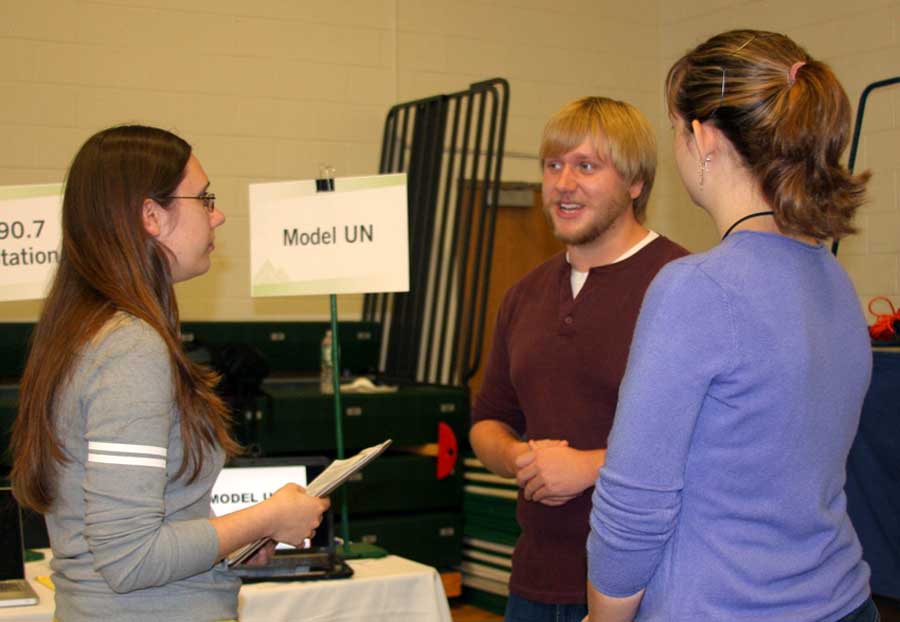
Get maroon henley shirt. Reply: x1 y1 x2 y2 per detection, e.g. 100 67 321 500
471 236 688 603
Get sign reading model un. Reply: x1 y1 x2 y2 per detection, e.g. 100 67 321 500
249 173 409 297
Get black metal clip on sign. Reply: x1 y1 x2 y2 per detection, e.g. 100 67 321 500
315 178 335 192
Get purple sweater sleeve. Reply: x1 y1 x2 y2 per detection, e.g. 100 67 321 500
587 262 736 596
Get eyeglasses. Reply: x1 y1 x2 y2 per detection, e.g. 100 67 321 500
153 192 216 212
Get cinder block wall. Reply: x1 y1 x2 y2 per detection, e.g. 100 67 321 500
654 1 900 319
0 0 658 321
1 1 897 322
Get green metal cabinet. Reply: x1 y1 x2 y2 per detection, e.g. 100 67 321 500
349 511 463 569
344 454 462 515
257 381 468 454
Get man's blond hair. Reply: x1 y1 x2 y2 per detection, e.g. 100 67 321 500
539 96 657 220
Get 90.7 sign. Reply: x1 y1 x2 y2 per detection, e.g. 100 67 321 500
0 220 45 240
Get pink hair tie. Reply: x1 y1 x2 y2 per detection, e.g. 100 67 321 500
788 61 806 85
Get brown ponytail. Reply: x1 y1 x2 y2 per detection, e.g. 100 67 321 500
666 29 869 239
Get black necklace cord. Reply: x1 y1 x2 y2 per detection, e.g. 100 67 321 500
722 211 776 240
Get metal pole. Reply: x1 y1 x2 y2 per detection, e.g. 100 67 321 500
328 293 350 551
832 76 900 256
317 166 351 551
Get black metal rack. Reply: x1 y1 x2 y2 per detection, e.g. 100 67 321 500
364 78 510 387
832 75 900 256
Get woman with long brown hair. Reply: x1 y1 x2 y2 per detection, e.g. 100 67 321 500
11 125 328 621
585 31 877 621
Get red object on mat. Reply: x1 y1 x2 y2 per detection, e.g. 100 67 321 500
868 296 900 341
436 422 458 479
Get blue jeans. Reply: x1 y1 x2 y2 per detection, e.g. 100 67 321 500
837 598 881 622
504 593 587 622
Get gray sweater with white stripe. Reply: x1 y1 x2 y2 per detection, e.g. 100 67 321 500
45 314 240 622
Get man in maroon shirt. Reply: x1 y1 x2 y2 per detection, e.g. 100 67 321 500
470 97 687 622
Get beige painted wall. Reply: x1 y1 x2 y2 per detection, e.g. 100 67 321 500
654 0 900 319
1 0 897 322
0 0 657 321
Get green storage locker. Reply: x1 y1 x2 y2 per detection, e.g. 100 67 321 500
463 492 518 537
344 454 462 515
180 321 380 374
349 511 463 569
257 382 468 453
0 320 380 380
0 324 33 380
0 384 17 469
229 394 271 449
461 455 519 613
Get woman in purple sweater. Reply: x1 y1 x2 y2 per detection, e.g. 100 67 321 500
586 31 878 622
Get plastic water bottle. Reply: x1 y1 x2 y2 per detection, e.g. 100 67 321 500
320 329 334 394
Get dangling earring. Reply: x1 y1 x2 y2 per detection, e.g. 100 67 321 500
698 155 712 189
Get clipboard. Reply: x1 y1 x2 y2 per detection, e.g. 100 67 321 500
226 439 392 566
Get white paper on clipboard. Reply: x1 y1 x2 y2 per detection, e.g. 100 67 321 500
226 439 392 567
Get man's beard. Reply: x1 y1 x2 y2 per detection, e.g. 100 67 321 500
553 220 604 246
543 192 630 247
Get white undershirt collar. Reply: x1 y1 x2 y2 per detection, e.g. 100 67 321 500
568 230 659 297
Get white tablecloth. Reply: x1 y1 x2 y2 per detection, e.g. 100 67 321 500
4 552 452 622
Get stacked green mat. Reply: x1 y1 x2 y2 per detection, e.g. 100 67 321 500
0 384 16 470
258 379 468 570
0 321 469 571
461 454 519 613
